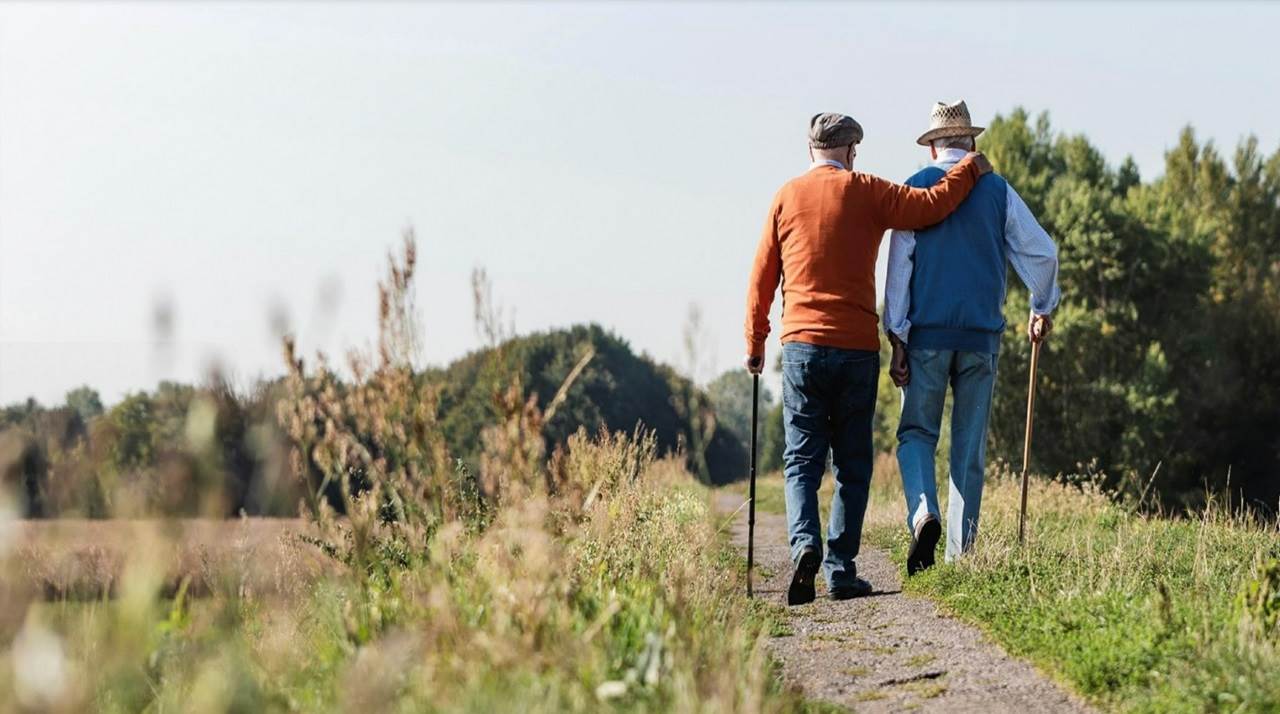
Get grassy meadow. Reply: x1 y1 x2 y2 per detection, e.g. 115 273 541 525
1 449 813 713
0 240 826 713
746 455 1280 712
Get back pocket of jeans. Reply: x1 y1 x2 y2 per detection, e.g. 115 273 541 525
781 363 808 411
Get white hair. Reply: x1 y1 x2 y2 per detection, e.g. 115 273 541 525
931 135 976 151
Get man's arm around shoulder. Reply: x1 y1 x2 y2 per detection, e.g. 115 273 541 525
874 152 993 231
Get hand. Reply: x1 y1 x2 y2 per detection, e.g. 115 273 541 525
1028 314 1053 343
889 341 910 387
965 151 993 176
743 354 765 375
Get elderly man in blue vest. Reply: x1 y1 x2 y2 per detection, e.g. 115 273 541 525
882 101 1061 575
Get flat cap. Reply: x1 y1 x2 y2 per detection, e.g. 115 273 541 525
808 113 864 149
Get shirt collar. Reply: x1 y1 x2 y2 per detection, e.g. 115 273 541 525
809 159 848 171
932 147 969 166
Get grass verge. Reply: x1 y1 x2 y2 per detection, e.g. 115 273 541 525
743 457 1280 711
2 453 835 712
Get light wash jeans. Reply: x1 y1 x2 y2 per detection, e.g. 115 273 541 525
896 348 998 562
780 342 878 589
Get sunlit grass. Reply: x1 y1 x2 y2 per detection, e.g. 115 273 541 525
744 454 1280 710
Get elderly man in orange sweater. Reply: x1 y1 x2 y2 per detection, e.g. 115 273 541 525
744 113 992 604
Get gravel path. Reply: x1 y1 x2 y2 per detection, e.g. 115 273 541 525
714 491 1094 713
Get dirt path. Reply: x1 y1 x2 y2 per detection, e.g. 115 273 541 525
714 491 1093 713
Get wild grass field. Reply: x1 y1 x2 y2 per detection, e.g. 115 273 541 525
0 240 824 713
746 456 1280 712
0 458 815 712
6 518 328 600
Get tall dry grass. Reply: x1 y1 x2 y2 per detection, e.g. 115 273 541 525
0 234 810 713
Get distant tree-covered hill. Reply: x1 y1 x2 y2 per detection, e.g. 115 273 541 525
428 323 747 485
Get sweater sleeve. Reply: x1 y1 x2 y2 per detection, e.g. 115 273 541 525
872 155 982 230
744 192 783 358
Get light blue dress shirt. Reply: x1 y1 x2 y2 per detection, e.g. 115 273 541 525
810 158 847 171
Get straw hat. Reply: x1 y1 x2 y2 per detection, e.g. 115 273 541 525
916 100 985 147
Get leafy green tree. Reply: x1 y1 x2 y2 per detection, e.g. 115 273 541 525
976 111 1280 510
64 386 104 422
706 368 775 448
1135 129 1280 509
106 392 157 475
982 112 1195 496
758 401 785 475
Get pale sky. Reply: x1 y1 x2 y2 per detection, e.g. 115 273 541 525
2 1 1278 406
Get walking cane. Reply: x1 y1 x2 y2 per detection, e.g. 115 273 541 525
747 374 759 597
1018 339 1042 545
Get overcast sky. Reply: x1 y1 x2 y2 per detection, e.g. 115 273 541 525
2 1 1278 406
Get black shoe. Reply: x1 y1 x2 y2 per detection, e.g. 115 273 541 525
829 577 873 600
907 515 941 576
787 546 821 606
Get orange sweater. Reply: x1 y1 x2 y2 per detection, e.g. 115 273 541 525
745 156 984 357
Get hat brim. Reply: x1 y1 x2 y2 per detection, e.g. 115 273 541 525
916 125 985 147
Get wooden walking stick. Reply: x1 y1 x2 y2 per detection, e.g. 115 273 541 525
1018 339 1042 545
747 374 759 597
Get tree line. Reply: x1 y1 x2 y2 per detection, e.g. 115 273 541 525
0 325 746 518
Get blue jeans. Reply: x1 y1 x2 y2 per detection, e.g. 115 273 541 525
896 348 998 562
781 342 878 589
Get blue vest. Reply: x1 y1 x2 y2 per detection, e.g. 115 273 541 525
904 166 1009 353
